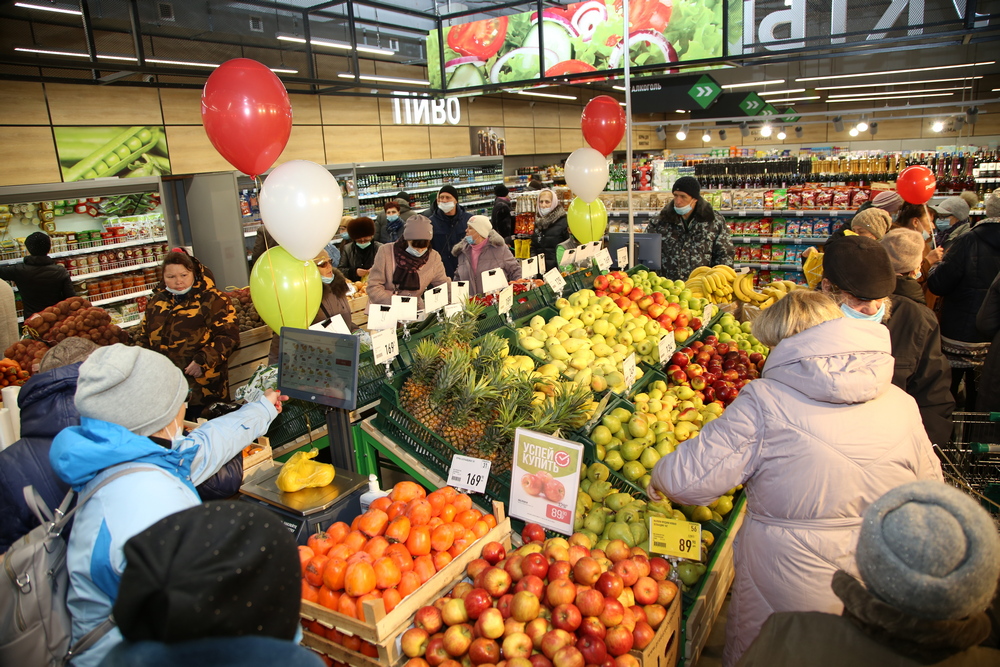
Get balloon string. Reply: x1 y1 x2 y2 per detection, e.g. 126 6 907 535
259 212 287 331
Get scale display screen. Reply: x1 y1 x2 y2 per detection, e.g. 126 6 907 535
277 327 359 410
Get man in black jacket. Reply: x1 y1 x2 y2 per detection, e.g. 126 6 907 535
0 231 75 319
646 177 734 280
491 184 513 241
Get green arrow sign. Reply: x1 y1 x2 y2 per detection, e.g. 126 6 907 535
738 92 764 116
781 107 800 123
760 103 779 117
687 75 721 109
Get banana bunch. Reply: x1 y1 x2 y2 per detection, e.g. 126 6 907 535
686 265 739 304
732 272 770 305
756 280 801 309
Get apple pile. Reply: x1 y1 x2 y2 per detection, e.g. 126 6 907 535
398 526 679 667
665 334 765 408
593 271 706 345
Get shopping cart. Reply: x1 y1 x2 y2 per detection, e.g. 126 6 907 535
938 412 1000 520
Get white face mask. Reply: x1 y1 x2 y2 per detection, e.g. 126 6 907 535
438 201 455 213
538 203 556 214
164 415 186 447
166 285 192 296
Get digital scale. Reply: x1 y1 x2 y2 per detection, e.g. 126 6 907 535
239 460 367 544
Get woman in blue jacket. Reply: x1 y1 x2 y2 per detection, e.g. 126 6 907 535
49 344 284 667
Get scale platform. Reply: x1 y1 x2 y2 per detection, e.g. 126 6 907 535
239 461 367 543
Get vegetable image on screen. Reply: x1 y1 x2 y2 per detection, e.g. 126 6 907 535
428 0 722 90
54 126 171 182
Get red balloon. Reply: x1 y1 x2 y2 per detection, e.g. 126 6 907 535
896 165 936 204
201 58 292 178
581 96 626 156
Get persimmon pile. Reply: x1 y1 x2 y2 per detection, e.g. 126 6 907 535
299 481 497 631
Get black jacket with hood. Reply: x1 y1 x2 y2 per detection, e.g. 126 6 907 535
975 269 1000 411
927 218 1000 342
0 255 75 319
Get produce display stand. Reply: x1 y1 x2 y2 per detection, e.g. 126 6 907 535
300 501 512 667
634 592 682 667
227 325 272 400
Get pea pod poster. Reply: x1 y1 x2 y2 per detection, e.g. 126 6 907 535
54 126 171 182
511 428 583 535
427 0 724 90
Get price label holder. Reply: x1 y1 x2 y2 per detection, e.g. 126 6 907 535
371 326 399 369
448 454 492 494
617 246 629 269
575 244 592 262
309 314 352 335
520 256 538 278
622 352 637 389
481 268 508 294
391 295 418 322
702 303 716 325
657 333 676 365
498 285 514 323
544 268 566 294
562 247 578 267
595 248 613 273
536 254 546 275
443 302 462 317
368 304 397 331
424 285 448 316
450 281 470 305
648 515 702 560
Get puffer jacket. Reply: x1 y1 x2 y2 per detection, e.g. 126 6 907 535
647 198 735 280
452 230 522 296
101 636 325 667
649 318 943 667
0 362 80 552
426 203 473 278
927 218 1000 342
531 209 569 271
134 257 239 407
50 398 277 667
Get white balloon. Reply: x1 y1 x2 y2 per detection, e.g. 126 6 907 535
259 160 343 261
564 148 609 204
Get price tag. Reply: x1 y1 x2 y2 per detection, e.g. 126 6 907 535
309 314 351 335
443 302 462 317
657 334 676 365
448 454 492 494
370 327 399 365
367 304 397 330
576 243 594 261
622 353 637 389
562 247 578 266
702 303 716 324
536 254 546 275
498 285 514 315
520 256 538 277
481 268 508 293
391 295 418 322
588 241 604 258
595 248 613 272
423 285 448 313
544 268 566 293
450 281 469 304
648 515 703 561
617 246 629 269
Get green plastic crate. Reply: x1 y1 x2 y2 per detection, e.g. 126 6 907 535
510 285 557 320
265 398 327 448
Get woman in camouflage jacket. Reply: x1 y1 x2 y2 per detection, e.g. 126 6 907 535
135 250 239 419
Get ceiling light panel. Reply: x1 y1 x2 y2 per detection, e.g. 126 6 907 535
814 76 983 91
827 86 971 98
828 92 957 103
722 79 785 88
797 62 995 82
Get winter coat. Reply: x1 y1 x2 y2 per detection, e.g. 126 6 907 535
0 255 76 319
374 198 415 245
975 270 1000 411
0 362 80 553
267 283 358 364
453 231 522 296
647 198 735 280
426 204 473 278
50 398 277 667
100 636 325 667
0 279 17 353
532 212 569 271
886 278 954 446
367 243 449 310
134 258 239 408
339 241 381 281
649 318 943 667
737 571 1000 667
491 197 514 240
927 218 1000 342
936 220 971 252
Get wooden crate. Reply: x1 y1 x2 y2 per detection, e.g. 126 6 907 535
300 502 512 667
228 325 272 399
632 592 681 667
301 631 397 667
682 503 747 667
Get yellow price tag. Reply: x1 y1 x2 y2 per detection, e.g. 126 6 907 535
648 516 703 561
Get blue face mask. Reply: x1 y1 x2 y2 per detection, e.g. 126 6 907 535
935 217 953 230
674 204 693 216
465 235 476 245
341 232 350 239
356 242 371 249
387 214 399 222
321 275 334 284
840 301 886 324
406 246 428 257
914 270 922 280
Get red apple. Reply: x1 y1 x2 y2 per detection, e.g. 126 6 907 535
497 594 514 619
631 555 650 578
416 606 445 634
578 617 606 640
443 598 470 626
567 545 589 566
575 589 605 618
540 629 576 660
546 579 577 607
521 553 549 580
629 606 647 625
577 634 607 665
452 582 474 601
643 604 667 630
689 376 706 391
631 622 655 651
469 638 501 665
614 654 640 667
573 558 602 586
405 659 430 667
543 479 566 503
426 637 449 666
403 628 430 658
443 624 474 657
652 292 667 305
669 350 689 366
636 296 654 310
504 618 526 637
549 561 572 581
612 560 639 587
509 659 534 667
669 369 688 385
689 317 702 330
521 523 546 544
685 363 704 378
619 608 636 633
465 588 494 620
604 540 631 564
628 287 644 301
657 580 679 606
530 654 553 667
482 542 507 565
521 474 542 496
599 598 625 627
511 591 541 623
632 577 658 606
483 567 513 598
514 575 545 599
524 617 551 650
608 279 625 294
601 656 617 667
434 598 452 612
552 647 585 667
551 603 582 632
647 303 665 318
604 626 634 657
593 275 610 291
502 633 533 660
476 608 505 639
504 555 525 582
595 572 624 600
468 558 491 581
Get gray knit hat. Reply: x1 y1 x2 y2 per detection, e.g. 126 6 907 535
856 480 1000 620
39 337 98 373
403 214 433 241
75 344 188 436
987 188 1000 218
880 228 925 275
851 207 892 240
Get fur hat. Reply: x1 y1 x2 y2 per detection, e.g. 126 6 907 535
856 480 1000 620
468 215 492 238
347 216 375 240
880 228 925 275
823 235 896 300
403 215 433 241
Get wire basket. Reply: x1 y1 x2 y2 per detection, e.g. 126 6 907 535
937 412 1000 517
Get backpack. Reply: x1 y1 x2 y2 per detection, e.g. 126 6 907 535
0 467 147 666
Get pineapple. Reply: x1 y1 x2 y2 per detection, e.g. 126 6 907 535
400 339 441 418
471 332 507 378
417 347 471 433
531 382 595 437
442 369 499 456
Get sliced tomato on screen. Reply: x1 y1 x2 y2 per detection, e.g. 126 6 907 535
447 17 509 60
544 60 605 83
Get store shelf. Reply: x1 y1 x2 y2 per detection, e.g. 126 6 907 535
0 235 167 267
119 316 143 328
731 236 827 244
71 260 160 282
724 209 851 216
464 197 494 206
357 179 504 200
608 210 660 217
735 262 803 271
90 288 153 307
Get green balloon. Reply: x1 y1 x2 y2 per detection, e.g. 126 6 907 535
250 246 322 334
566 197 608 244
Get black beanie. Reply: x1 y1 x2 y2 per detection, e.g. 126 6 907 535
438 185 459 200
823 235 896 301
114 501 301 644
494 184 509 197
672 177 701 199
